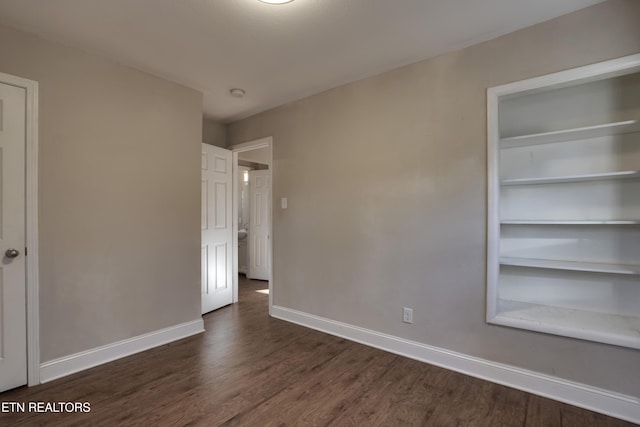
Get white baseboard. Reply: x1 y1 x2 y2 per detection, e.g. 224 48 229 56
40 319 204 383
271 305 640 424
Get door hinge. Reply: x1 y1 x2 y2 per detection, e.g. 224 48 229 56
25 247 28 256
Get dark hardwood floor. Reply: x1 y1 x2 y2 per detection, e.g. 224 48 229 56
0 276 635 426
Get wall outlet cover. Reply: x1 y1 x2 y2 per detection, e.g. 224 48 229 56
403 307 413 324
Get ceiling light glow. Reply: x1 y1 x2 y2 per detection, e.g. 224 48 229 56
259 0 294 4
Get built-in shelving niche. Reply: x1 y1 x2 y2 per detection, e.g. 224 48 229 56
486 53 640 349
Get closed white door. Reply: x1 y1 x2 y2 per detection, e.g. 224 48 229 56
201 144 233 314
248 170 270 281
0 82 27 392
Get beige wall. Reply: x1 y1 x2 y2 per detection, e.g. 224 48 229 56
203 118 227 148
0 24 203 362
229 0 640 396
238 146 270 166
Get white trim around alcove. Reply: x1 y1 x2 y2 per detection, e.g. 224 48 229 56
271 305 640 424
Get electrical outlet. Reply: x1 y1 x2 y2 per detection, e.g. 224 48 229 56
403 307 413 324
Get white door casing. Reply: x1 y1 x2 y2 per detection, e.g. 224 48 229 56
248 169 270 281
0 82 27 392
201 144 233 314
230 137 273 309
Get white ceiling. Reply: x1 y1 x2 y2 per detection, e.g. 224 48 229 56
0 0 605 123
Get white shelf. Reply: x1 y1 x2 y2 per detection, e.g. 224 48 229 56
493 300 640 350
500 120 640 149
501 170 640 186
488 55 640 350
500 220 640 225
500 256 640 275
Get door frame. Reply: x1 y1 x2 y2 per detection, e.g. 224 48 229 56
229 137 273 314
0 71 40 386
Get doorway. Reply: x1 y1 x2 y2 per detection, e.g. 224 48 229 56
231 137 273 312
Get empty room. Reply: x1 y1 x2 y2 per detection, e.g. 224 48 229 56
0 0 639 425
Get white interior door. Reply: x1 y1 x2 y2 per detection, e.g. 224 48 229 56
201 143 233 314
248 170 270 281
0 82 27 392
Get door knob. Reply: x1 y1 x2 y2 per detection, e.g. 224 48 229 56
5 249 19 258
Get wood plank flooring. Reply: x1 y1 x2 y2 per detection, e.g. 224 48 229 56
0 276 635 426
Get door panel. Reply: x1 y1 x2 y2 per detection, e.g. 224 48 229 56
201 144 233 313
248 170 270 281
0 82 27 392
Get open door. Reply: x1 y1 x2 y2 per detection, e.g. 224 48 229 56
201 143 233 313
248 169 271 281
0 81 27 392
